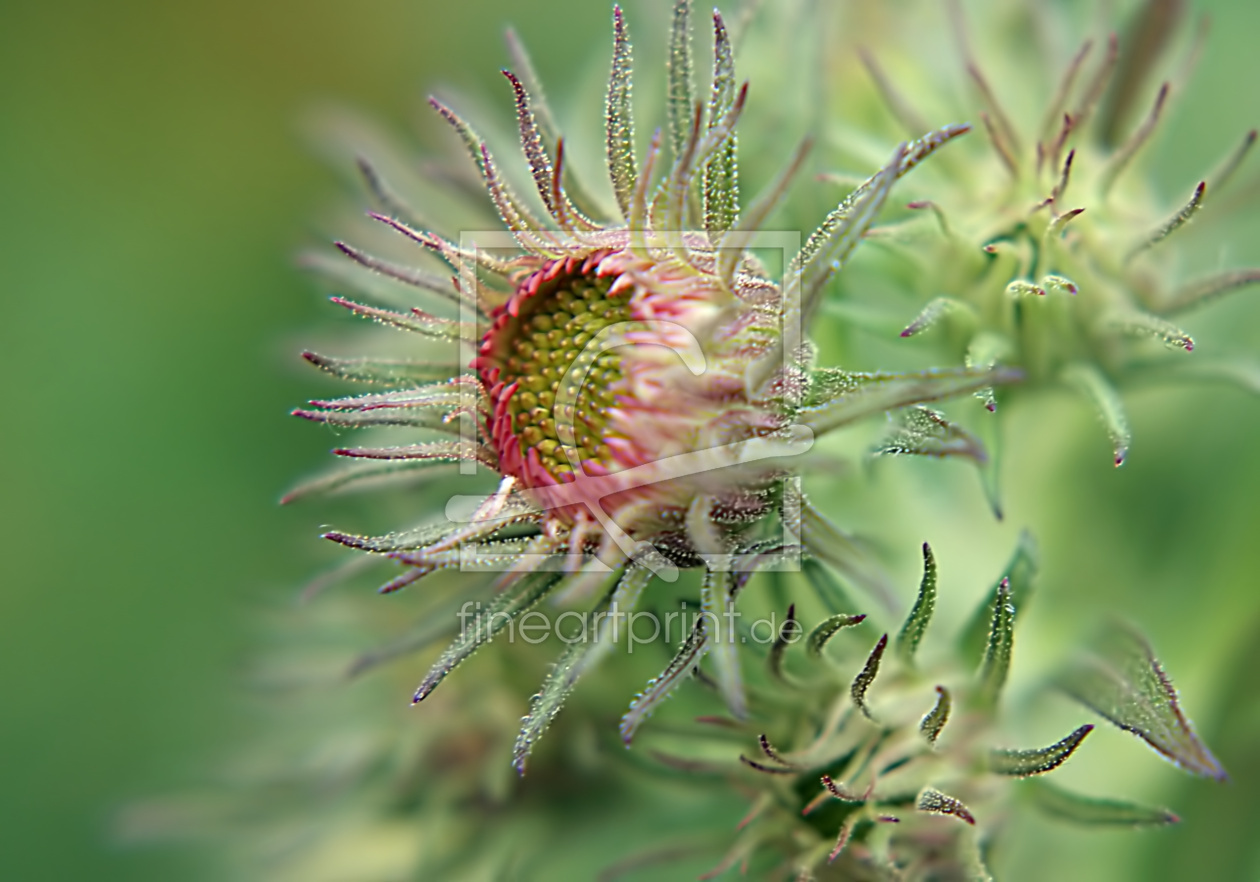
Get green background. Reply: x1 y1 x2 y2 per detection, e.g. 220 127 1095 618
2 0 1257 879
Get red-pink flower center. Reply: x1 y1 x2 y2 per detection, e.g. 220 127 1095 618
476 254 630 487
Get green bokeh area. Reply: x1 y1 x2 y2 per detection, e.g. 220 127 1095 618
2 1 1258 880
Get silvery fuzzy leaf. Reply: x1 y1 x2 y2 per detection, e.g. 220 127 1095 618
1059 621 1227 780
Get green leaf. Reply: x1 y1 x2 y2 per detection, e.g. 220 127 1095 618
801 366 1022 436
512 565 653 773
1059 621 1227 780
701 565 746 721
1023 779 1180 827
331 240 458 301
797 141 905 319
989 724 1093 776
1101 310 1195 352
851 634 888 720
899 296 974 338
920 685 951 746
916 787 975 825
767 604 798 683
605 6 638 220
806 613 867 657
795 124 970 315
620 615 708 745
292 406 461 433
300 351 459 387
329 296 472 340
1162 268 1260 314
330 439 495 468
426 98 549 243
959 530 1038 659
412 564 565 702
1063 362 1131 466
716 137 812 288
666 0 695 163
974 579 1015 707
874 407 987 465
896 542 938 662
703 9 738 240
1126 181 1207 264
502 69 560 219
321 520 458 554
301 380 473 417
280 458 457 505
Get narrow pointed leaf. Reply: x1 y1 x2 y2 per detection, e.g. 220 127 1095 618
605 6 638 220
800 366 1023 436
293 406 461 432
322 521 456 554
851 634 888 720
703 9 739 239
1059 621 1227 780
920 685 951 746
974 579 1015 707
798 141 906 317
874 406 987 464
702 565 746 721
333 240 460 301
427 98 551 244
717 137 812 288
960 530 1038 658
896 542 937 662
1126 181 1207 263
1162 268 1260 314
1023 779 1180 827
503 69 559 218
1071 32 1119 133
332 440 496 467
989 724 1093 776
1099 82 1169 196
353 155 427 229
795 124 969 310
306 381 471 412
767 604 798 682
329 296 469 340
281 458 456 505
666 0 695 162
917 787 976 825
900 296 973 338
806 613 867 656
620 615 708 745
513 566 653 773
1063 362 1131 466
413 564 564 702
301 352 459 386
370 212 514 277
1206 128 1257 196
1102 310 1194 351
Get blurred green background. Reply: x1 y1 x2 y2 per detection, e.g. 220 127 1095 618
1 1 1257 880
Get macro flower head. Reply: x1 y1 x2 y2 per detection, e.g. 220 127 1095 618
289 1 1019 769
247 0 1247 878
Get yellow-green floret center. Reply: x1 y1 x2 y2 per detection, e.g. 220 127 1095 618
498 273 631 478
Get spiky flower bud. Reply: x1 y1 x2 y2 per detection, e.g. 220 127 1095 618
139 1 1244 879
823 0 1259 497
290 1 1018 776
